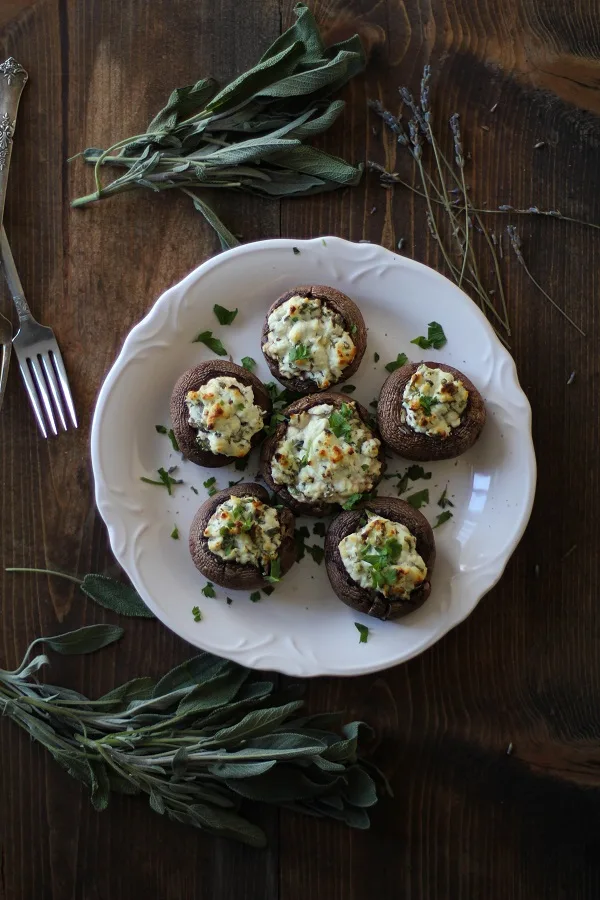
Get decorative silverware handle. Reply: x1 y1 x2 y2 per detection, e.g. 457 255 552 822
0 58 28 225
1 225 30 321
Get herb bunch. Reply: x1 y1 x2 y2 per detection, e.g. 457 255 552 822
0 621 385 848
368 67 586 340
72 4 365 248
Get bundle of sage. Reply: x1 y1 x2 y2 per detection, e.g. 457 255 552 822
0 618 386 847
72 3 365 248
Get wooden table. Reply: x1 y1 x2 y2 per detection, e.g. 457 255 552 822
1 1 599 897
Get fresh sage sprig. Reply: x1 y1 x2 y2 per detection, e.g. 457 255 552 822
71 4 365 249
0 624 386 847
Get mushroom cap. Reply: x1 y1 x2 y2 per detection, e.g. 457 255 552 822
261 284 367 394
170 361 272 468
324 496 436 620
377 361 486 461
260 391 385 517
189 482 296 590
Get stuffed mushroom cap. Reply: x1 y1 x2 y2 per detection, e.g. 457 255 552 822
189 482 296 590
170 360 271 468
260 391 385 517
261 285 367 394
377 360 486 461
325 497 435 620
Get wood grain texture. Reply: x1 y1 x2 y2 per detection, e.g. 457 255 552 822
1 0 600 898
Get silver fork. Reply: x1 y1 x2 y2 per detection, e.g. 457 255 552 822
0 226 77 436
0 309 11 411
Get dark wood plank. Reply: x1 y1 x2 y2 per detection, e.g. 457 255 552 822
1 0 600 898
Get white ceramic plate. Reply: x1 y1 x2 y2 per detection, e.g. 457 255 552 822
91 237 535 677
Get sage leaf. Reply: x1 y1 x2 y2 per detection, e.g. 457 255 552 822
80 574 155 618
213 700 304 744
149 789 166 815
208 760 278 779
33 624 124 656
98 677 156 707
90 762 111 811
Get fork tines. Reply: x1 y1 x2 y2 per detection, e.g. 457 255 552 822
16 341 77 438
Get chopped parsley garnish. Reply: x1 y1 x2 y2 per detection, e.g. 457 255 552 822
355 622 370 643
213 304 238 326
228 477 243 487
203 476 217 496
369 399 378 409
265 557 281 584
438 486 455 509
190 485 199 495
265 381 281 403
293 247 300 255
289 343 311 363
374 352 380 362
350 323 358 335
265 413 287 437
249 591 261 603
192 606 202 622
406 465 432 481
167 428 179 452
294 526 310 561
321 238 327 246
359 537 402 590
235 456 249 471
262 586 275 596
226 597 233 605
342 492 364 510
170 526 179 540
328 403 353 441
411 321 447 350
140 466 183 495
201 582 216 598
193 330 227 355
406 489 429 509
241 356 256 372
155 424 167 434
384 470 409 495
434 511 453 528
385 352 408 372
341 384 356 394
418 395 439 416
313 522 327 538
306 544 325 565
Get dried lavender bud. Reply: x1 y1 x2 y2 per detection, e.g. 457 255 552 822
449 113 464 168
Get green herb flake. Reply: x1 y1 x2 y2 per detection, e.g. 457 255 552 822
307 544 325 565
322 238 327 246
410 335 430 350
234 456 249 471
190 485 199 495
385 352 408 373
342 492 363 510
438 486 455 509
313 522 327 538
341 384 356 394
406 489 429 509
249 591 261 603
167 428 180 452
226 596 233 605
192 605 202 622
329 403 353 441
407 465 432 481
265 558 281 584
434 510 453 528
170 526 179 540
203 476 218 496
213 304 238 326
355 622 370 643
201 582 216 598
289 343 311 363
293 247 300 255
419 395 439 416
350 324 358 335
193 330 227 356
374 352 380 362
427 321 447 349
228 478 243 487
369 399 378 409
155 424 167 434
241 356 256 372
294 526 310 561
262 586 275 596
140 467 183 496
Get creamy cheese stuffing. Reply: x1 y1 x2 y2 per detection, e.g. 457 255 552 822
270 402 381 505
204 495 281 569
339 513 427 598
262 295 356 388
186 376 264 457
402 364 468 437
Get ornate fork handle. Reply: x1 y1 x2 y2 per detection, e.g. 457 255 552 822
0 58 28 224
